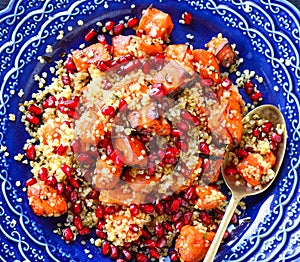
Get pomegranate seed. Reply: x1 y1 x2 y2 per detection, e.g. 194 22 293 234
110 244 119 259
104 44 112 53
96 205 104 218
129 204 140 216
150 83 166 98
97 219 106 231
62 75 71 85
250 91 262 101
163 222 173 232
26 144 36 160
163 157 177 165
85 28 97 42
44 95 56 108
144 239 156 249
68 109 80 120
171 129 183 137
65 57 76 72
190 115 201 126
253 127 261 137
142 61 152 74
72 203 82 215
129 224 139 233
199 211 212 224
181 111 200 126
175 220 184 231
69 190 78 202
177 141 188 153
113 23 124 35
97 61 109 72
105 20 115 31
56 182 65 194
45 176 57 188
149 248 160 259
95 229 107 239
154 223 164 238
26 114 40 125
118 98 127 111
221 77 233 90
58 104 68 114
148 166 156 176
237 148 248 158
105 59 119 68
73 215 83 230
176 121 189 132
87 189 99 199
97 34 107 45
155 202 165 215
64 96 79 109
64 185 72 198
116 259 126 262
102 241 111 256
231 213 239 225
183 11 193 25
25 177 37 187
155 53 165 60
70 140 81 153
164 201 172 215
63 227 74 241
199 142 210 155
69 177 80 189
28 104 42 115
79 227 91 235
38 167 48 181
244 81 255 95
124 54 133 61
141 203 155 214
110 150 124 168
167 147 180 158
101 105 116 117
262 122 273 133
121 249 133 261
184 211 193 225
170 250 179 261
142 229 151 239
61 164 73 177
77 153 93 164
183 186 196 200
104 205 116 214
118 56 128 64
171 199 181 212
136 253 148 262
156 236 167 248
56 144 68 156
172 210 183 223
223 229 231 240
224 166 238 176
42 100 49 109
271 132 282 143
127 17 139 28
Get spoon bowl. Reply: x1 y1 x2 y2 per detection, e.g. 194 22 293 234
203 104 287 262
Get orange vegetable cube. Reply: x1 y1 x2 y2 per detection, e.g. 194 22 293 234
137 7 174 40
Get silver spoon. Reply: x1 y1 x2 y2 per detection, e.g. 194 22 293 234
203 104 287 262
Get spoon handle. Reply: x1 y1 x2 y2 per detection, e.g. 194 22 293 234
203 193 242 262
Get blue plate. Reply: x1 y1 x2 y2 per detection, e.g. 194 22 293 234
0 0 299 261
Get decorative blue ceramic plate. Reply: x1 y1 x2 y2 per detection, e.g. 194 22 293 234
0 0 299 261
